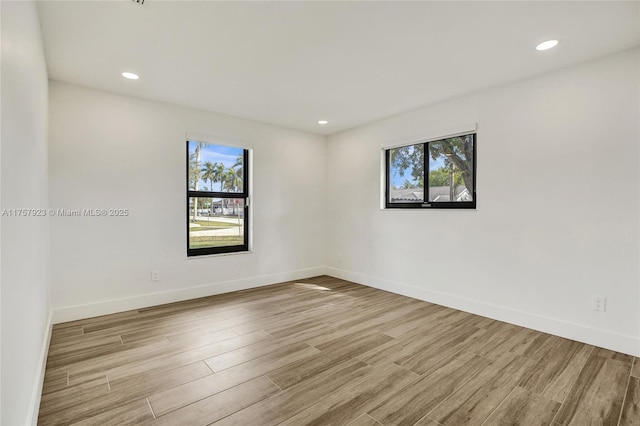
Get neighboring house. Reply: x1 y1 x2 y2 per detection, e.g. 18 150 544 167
191 199 244 217
390 185 471 202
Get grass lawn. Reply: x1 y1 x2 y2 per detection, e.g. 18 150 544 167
192 219 240 227
189 235 244 248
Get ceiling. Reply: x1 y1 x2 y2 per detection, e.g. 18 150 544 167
37 1 639 135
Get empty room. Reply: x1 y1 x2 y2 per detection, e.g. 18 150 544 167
2 1 639 425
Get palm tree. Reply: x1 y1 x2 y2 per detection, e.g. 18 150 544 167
223 168 240 192
231 155 243 190
202 161 224 191
223 169 241 214
188 152 199 190
200 161 217 221
213 162 225 192
230 156 244 231
190 141 209 221
201 161 216 191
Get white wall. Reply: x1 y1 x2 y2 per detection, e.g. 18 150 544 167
49 82 326 321
326 48 640 356
1 1 51 425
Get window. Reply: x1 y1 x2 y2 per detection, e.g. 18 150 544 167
187 140 249 256
385 133 476 209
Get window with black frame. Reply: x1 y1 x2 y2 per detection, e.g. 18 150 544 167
385 133 476 209
187 140 249 256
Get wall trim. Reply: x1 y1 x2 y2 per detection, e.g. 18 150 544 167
326 267 640 357
49 265 639 355
52 267 327 324
26 311 53 425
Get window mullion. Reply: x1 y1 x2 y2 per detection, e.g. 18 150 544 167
424 142 429 203
386 149 391 208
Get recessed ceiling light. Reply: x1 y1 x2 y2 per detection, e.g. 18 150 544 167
122 72 139 80
318 120 328 125
536 40 558 51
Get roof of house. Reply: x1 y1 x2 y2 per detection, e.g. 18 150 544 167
389 186 469 202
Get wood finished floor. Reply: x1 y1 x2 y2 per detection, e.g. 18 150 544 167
39 276 639 426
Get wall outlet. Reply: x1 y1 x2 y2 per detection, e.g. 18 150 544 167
151 270 160 282
592 295 606 312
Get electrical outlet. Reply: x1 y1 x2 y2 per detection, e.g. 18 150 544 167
592 295 606 312
151 270 160 282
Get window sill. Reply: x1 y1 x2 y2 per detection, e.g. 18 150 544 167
187 250 253 259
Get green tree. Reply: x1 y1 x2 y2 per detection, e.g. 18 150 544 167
231 155 243 190
213 162 225 192
200 161 219 221
429 167 463 187
391 135 473 194
201 161 216 191
230 155 244 222
223 168 241 214
429 136 473 194
190 142 208 220
401 179 418 189
232 155 243 172
390 144 424 185
223 168 240 192
188 151 199 190
193 144 202 220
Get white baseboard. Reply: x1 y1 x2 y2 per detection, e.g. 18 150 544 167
326 267 640 357
26 310 53 425
52 267 327 324
50 265 639 357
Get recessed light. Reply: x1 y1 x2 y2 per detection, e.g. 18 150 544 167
122 72 139 80
318 120 328 125
536 40 558 51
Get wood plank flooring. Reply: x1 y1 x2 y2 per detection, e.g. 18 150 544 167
38 276 639 426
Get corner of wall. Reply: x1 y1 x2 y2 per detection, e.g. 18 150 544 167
322 133 330 270
326 266 640 357
52 266 328 324
25 311 52 425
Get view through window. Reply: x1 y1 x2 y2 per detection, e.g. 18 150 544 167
386 133 476 208
187 141 249 255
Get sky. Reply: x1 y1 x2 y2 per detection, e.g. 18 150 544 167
189 141 243 190
391 154 446 188
191 140 451 190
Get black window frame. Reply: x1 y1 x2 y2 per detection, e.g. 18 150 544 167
186 141 250 256
385 133 476 209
